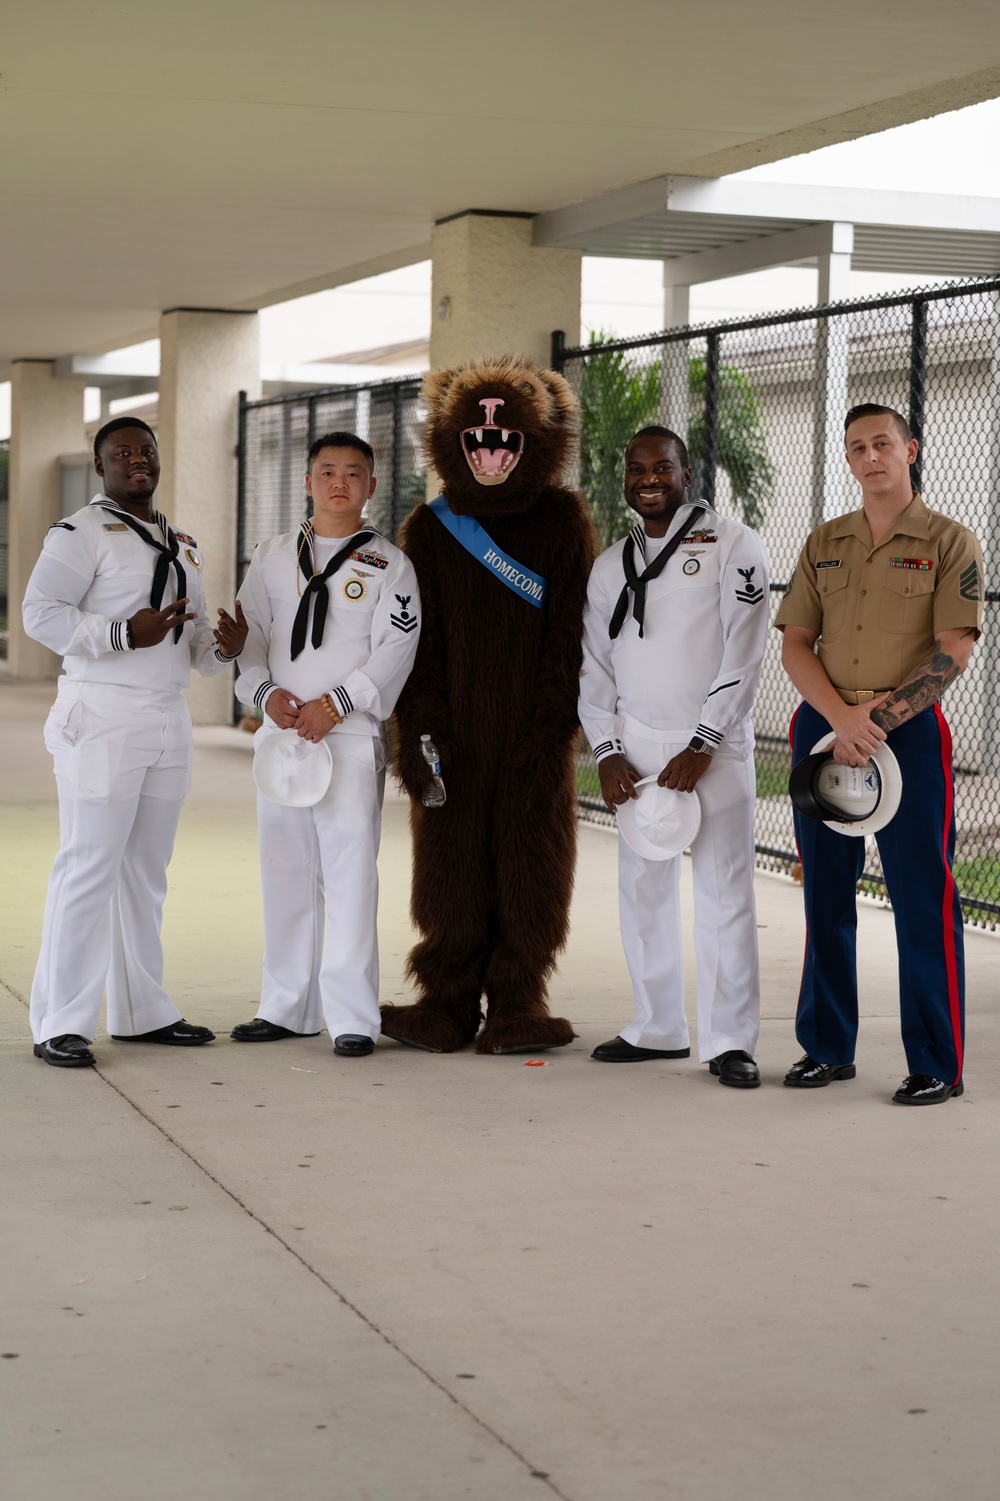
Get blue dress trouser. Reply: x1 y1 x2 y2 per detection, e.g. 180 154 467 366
791 701 964 1085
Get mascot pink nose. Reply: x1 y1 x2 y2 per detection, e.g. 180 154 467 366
479 396 505 426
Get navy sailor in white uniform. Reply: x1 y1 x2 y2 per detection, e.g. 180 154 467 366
579 426 770 1086
22 417 247 1067
232 432 421 1057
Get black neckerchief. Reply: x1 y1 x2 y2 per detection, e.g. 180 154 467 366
290 525 375 661
97 502 187 643
608 505 706 640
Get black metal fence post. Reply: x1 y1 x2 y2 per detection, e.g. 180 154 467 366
391 383 405 535
702 332 720 507
233 391 248 725
908 297 928 492
550 329 566 373
236 390 247 584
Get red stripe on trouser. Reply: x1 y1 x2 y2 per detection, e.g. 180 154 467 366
788 705 800 752
933 704 963 1084
788 705 808 1021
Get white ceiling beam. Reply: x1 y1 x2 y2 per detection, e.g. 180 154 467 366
533 180 669 247
662 221 854 287
54 349 160 384
536 174 1000 256
665 176 1000 233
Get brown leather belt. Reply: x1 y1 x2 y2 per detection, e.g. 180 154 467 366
835 688 892 705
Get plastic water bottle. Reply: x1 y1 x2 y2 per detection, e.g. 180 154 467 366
420 734 447 808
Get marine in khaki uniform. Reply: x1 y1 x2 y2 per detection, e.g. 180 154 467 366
775 403 983 1105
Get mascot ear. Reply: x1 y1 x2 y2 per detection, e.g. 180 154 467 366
422 368 458 411
538 368 579 431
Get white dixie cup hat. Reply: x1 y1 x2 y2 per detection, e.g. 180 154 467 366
252 727 333 807
615 774 703 861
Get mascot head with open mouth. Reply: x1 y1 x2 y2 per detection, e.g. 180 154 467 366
422 354 578 517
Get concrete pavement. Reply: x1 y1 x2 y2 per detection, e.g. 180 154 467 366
2 679 998 1501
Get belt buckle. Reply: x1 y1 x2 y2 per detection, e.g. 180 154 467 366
855 690 875 703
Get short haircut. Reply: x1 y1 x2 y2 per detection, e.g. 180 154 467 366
307 431 375 472
844 403 911 444
93 415 157 459
628 424 690 469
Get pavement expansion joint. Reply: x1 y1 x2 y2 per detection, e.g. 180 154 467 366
2 966 574 1501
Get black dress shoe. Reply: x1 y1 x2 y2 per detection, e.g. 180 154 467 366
783 1054 856 1088
591 1037 691 1062
230 1018 320 1042
892 1074 964 1105
111 1019 215 1046
709 1049 761 1088
333 1034 375 1057
33 1034 95 1068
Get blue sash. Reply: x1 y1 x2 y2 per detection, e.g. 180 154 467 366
428 496 547 609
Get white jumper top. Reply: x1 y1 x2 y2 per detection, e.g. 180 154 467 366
579 501 770 759
21 495 229 705
235 525 421 736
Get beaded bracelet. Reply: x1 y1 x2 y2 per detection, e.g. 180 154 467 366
321 693 342 724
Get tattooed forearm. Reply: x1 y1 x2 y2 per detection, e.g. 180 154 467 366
871 641 962 733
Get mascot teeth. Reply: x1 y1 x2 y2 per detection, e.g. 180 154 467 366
461 424 525 484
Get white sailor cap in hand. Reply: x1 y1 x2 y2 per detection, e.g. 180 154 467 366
252 727 333 807
616 775 703 861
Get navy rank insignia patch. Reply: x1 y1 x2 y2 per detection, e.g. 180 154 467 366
343 577 367 601
390 594 418 633
734 566 765 605
49 521 76 531
351 549 388 570
960 561 983 601
888 556 933 570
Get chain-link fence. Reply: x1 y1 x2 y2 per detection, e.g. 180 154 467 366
555 277 1000 929
237 377 425 582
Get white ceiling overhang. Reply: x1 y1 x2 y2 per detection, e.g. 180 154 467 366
3 2 1000 370
533 177 1000 281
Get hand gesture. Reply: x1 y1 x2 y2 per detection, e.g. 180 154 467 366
598 752 641 811
296 698 342 743
829 696 890 766
265 688 302 729
214 600 248 659
129 598 197 648
658 748 713 794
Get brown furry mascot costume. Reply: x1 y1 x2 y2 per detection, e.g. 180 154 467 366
382 354 596 1054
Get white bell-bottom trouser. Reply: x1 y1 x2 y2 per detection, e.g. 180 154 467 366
617 723 760 1062
30 681 191 1044
255 728 386 1040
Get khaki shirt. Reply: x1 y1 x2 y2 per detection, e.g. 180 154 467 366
774 494 984 691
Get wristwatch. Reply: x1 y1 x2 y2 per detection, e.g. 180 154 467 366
687 735 716 757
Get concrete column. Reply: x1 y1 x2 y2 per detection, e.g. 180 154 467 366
7 360 86 680
812 229 853 525
660 277 691 443
429 212 581 372
157 308 260 724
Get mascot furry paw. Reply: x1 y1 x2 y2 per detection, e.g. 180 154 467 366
382 354 596 1054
